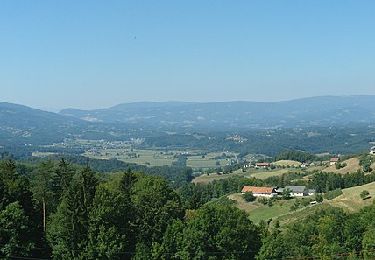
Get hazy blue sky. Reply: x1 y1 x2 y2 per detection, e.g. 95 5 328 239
1 1 374 110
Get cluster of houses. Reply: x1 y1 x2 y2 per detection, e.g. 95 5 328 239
244 161 310 169
241 185 316 198
244 157 341 170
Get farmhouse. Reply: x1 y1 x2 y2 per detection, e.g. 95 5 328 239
255 162 271 168
370 146 375 155
241 186 277 197
276 186 312 197
330 157 339 165
308 189 316 196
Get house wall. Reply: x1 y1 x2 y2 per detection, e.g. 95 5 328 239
330 162 337 166
290 192 305 197
253 193 276 198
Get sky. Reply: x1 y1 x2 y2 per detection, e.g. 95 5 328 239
1 0 375 111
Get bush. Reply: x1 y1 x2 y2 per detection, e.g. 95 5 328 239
258 197 268 205
336 162 347 170
360 155 373 172
315 194 323 203
360 190 370 200
282 188 292 200
243 192 256 202
290 199 301 211
301 198 312 207
324 189 343 200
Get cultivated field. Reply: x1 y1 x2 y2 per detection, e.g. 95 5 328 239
192 169 244 184
248 169 290 180
193 168 299 184
186 152 237 169
273 160 301 167
84 148 235 168
84 148 177 166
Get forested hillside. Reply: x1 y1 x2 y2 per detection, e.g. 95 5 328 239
3 156 375 259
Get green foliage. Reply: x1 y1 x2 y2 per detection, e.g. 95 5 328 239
335 162 346 169
310 170 372 193
0 202 34 257
258 207 348 259
282 188 292 200
258 197 269 205
258 201 375 259
360 190 370 200
275 150 317 163
47 167 98 258
359 155 373 172
132 175 184 251
0 159 41 257
362 226 375 259
85 186 128 259
290 199 301 211
243 191 256 202
315 193 323 203
7 155 375 259
324 189 343 200
155 204 261 259
290 198 313 211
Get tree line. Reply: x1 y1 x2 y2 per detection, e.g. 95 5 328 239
3 157 375 259
0 158 261 259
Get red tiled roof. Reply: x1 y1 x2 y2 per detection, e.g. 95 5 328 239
256 162 270 166
330 157 339 162
241 186 274 194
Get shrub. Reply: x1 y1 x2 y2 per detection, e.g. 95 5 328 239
360 190 370 200
243 192 256 202
324 189 343 200
315 194 323 203
258 197 268 205
300 198 312 207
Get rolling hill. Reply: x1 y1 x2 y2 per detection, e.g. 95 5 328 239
60 96 375 129
0 102 86 145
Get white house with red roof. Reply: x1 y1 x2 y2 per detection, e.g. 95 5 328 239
241 186 277 198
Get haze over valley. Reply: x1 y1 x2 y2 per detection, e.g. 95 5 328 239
2 1 375 259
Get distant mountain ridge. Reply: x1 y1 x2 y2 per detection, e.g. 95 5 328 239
60 95 375 129
1 95 375 147
0 102 86 145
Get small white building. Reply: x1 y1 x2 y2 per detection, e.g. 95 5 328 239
276 186 310 197
330 157 339 166
308 189 316 196
370 146 375 155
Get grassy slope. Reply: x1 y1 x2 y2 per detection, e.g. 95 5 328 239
322 158 361 174
249 169 290 180
325 181 375 212
228 193 300 224
229 182 375 225
192 171 243 184
278 182 375 225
